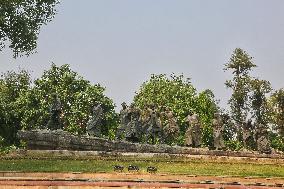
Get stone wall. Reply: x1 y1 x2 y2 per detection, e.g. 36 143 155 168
17 130 284 159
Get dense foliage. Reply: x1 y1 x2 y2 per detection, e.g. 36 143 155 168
0 64 118 146
250 78 272 126
269 89 284 140
1 48 284 152
0 0 59 57
224 48 256 132
20 64 118 135
133 74 218 146
224 48 284 151
0 69 31 145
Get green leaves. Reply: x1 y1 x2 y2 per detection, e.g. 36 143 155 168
0 0 59 58
21 64 118 136
133 73 218 146
134 74 196 129
0 69 31 145
269 89 284 139
225 48 256 126
0 64 118 146
250 78 272 126
224 48 256 76
225 48 275 146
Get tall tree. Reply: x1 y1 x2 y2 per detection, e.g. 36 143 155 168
224 48 256 139
270 89 284 139
250 78 272 126
0 0 59 58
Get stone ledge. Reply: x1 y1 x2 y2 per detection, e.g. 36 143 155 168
17 130 284 159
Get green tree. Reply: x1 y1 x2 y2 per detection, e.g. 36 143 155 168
195 89 219 146
269 89 284 139
224 48 256 140
250 78 272 126
133 74 218 146
0 69 31 145
20 64 118 137
0 0 59 58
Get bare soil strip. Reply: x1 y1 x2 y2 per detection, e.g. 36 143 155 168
0 172 283 188
0 180 277 189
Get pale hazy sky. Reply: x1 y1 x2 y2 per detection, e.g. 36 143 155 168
1 0 284 110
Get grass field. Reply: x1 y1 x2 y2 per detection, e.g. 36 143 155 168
1 157 284 178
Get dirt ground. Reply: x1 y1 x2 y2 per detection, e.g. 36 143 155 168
1 150 284 188
0 172 283 189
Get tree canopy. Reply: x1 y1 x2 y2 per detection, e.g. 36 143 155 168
250 78 272 126
0 0 59 58
270 89 284 138
133 74 218 146
1 48 284 152
0 64 118 146
20 64 118 135
224 48 256 126
0 69 31 145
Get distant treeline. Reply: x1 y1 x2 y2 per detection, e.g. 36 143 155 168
0 48 284 152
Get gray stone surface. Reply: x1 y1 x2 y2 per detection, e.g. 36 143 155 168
184 114 202 147
125 105 142 142
242 119 255 150
115 102 130 140
255 124 272 154
146 108 164 144
212 113 225 150
17 130 282 158
162 108 180 143
86 102 103 137
46 94 63 130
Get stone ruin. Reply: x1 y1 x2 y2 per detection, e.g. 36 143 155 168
184 114 202 148
212 113 225 150
86 102 103 137
46 94 63 130
18 97 274 155
17 129 283 159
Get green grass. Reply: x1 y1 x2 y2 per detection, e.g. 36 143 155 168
1 158 284 177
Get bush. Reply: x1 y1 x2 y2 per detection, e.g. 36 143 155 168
225 140 243 151
133 74 219 146
270 133 284 152
20 64 118 136
0 69 31 145
0 64 118 144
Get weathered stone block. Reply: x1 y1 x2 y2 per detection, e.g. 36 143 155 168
17 130 284 159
